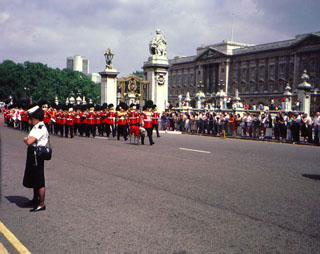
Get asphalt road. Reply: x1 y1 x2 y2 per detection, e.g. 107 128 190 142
1 123 320 254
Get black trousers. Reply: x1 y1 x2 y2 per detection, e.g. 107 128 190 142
152 124 160 137
106 124 116 137
144 127 154 145
65 125 74 138
86 124 96 137
117 124 127 140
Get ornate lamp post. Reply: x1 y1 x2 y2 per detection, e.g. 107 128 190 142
104 48 115 70
100 48 119 106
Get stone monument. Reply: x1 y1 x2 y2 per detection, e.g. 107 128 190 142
297 70 312 115
283 83 292 111
143 29 169 113
99 48 119 106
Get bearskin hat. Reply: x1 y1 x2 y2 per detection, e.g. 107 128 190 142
119 101 128 110
145 100 153 109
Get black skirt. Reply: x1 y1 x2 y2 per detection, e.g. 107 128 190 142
23 146 45 188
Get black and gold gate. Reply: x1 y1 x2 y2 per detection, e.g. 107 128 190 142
117 74 149 106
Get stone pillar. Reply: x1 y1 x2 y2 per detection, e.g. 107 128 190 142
225 59 230 94
143 29 169 113
283 83 292 111
99 69 119 106
143 60 169 113
297 70 312 115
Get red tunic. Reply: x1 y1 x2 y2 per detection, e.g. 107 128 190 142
107 111 115 124
143 111 153 128
60 112 67 125
117 111 127 125
74 112 81 124
43 111 50 124
66 112 74 126
128 111 139 125
87 112 96 125
152 112 160 125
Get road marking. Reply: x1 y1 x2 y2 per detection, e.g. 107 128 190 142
0 243 9 254
0 221 31 254
179 148 211 154
95 137 109 140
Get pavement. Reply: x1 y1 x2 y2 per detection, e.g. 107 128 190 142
1 120 320 253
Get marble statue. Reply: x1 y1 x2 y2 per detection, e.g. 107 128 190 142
149 29 167 56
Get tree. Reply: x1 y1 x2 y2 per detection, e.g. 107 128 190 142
0 60 100 105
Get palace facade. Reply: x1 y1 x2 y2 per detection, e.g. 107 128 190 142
168 31 320 110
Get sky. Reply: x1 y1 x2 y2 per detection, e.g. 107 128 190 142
1 0 320 76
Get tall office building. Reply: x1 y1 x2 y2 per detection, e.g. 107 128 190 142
66 55 89 74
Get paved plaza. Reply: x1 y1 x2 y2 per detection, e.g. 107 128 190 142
1 122 320 253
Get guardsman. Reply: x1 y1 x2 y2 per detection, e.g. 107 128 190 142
79 105 87 136
42 102 50 131
116 102 128 141
106 104 116 137
65 106 74 138
60 105 67 137
142 100 154 145
55 105 62 135
128 103 139 126
21 105 29 131
95 105 103 136
73 106 81 136
101 103 108 136
86 104 96 137
152 104 160 138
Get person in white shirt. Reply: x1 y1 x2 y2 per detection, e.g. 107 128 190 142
23 105 49 212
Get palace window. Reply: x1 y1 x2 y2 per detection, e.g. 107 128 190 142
269 65 275 76
251 67 256 78
242 68 247 78
279 63 285 74
259 66 265 77
290 63 294 74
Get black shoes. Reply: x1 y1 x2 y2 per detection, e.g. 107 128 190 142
30 205 46 212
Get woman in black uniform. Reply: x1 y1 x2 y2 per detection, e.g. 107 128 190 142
23 105 49 212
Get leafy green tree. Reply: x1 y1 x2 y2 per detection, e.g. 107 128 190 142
132 71 144 79
0 60 101 105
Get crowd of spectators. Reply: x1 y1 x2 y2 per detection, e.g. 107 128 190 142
160 110 320 145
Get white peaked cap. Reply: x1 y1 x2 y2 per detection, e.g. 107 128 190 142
27 105 40 115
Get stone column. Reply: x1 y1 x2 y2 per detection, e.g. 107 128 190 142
143 58 169 113
283 83 292 111
297 70 312 115
225 59 230 94
99 69 119 106
143 29 169 113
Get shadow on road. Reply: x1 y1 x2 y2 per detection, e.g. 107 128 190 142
302 174 320 181
5 195 33 208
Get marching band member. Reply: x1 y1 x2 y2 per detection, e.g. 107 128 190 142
116 102 128 141
152 104 160 138
60 105 67 137
106 104 116 138
65 106 74 138
142 100 154 145
86 105 96 138
73 106 81 136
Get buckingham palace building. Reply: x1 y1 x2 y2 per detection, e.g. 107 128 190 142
168 31 320 110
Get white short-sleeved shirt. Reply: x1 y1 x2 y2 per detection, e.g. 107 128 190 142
28 121 49 147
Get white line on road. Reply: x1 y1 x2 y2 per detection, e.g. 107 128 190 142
95 137 109 140
179 148 211 154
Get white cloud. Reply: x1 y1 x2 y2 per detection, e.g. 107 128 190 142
0 0 319 76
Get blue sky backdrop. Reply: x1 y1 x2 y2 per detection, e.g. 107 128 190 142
1 0 319 75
